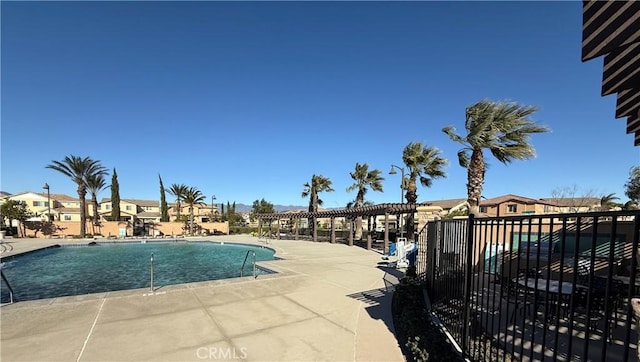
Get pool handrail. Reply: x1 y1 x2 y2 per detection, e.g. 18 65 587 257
240 250 256 278
1 269 15 304
150 253 154 292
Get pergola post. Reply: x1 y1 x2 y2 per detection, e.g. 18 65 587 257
276 219 281 240
330 217 336 243
384 212 390 255
256 203 419 247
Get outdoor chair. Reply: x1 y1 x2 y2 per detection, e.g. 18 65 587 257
503 278 542 324
573 287 613 342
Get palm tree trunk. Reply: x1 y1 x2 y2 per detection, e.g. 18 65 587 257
189 207 194 234
93 197 100 226
406 179 418 203
355 192 364 240
78 185 87 238
310 193 317 238
176 201 181 221
467 148 485 215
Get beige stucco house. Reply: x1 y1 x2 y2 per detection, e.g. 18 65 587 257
168 203 218 223
477 194 560 217
0 191 84 222
100 198 162 222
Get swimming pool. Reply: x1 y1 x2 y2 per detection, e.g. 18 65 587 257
0 241 275 303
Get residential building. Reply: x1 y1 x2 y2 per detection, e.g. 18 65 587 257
168 203 218 223
100 198 162 223
424 198 468 215
538 197 601 213
0 191 82 222
478 194 559 217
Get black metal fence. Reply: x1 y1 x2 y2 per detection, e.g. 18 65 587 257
420 210 640 361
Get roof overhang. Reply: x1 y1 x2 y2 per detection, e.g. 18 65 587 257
582 0 640 146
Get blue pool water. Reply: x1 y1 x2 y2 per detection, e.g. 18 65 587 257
0 241 275 303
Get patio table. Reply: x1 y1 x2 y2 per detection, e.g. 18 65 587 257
518 278 578 295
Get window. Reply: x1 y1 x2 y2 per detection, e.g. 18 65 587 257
479 206 487 213
106 204 111 210
507 204 518 213
126 205 132 211
33 201 44 207
64 215 72 221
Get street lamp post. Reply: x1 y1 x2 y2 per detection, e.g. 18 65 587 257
211 195 216 219
389 165 405 238
42 183 51 222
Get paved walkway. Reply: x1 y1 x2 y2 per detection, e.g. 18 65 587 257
0 235 405 362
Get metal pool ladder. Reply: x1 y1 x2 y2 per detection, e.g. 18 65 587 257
1 270 15 304
240 250 257 278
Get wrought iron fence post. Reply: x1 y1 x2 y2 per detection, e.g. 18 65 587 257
461 214 475 359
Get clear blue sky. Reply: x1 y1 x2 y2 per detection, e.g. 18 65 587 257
1 1 638 208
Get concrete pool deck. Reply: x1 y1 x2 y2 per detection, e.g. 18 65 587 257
0 235 405 361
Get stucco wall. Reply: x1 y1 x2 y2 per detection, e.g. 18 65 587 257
23 220 229 238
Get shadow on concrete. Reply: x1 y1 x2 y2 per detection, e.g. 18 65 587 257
347 287 397 337
377 265 404 292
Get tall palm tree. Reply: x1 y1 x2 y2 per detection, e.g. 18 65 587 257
46 155 106 238
85 172 108 234
346 162 384 239
301 174 334 236
401 142 448 203
182 186 206 234
401 142 448 238
443 99 550 215
600 193 620 211
167 183 188 221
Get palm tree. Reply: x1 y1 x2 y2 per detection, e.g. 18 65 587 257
85 172 108 234
401 142 448 203
401 142 448 238
167 183 188 221
182 186 206 234
443 99 550 215
46 155 106 238
346 163 384 239
623 200 639 210
600 193 620 211
301 174 334 236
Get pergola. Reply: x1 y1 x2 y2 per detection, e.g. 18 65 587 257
581 1 640 146
255 202 429 253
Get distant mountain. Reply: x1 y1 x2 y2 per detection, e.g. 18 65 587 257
225 203 307 213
